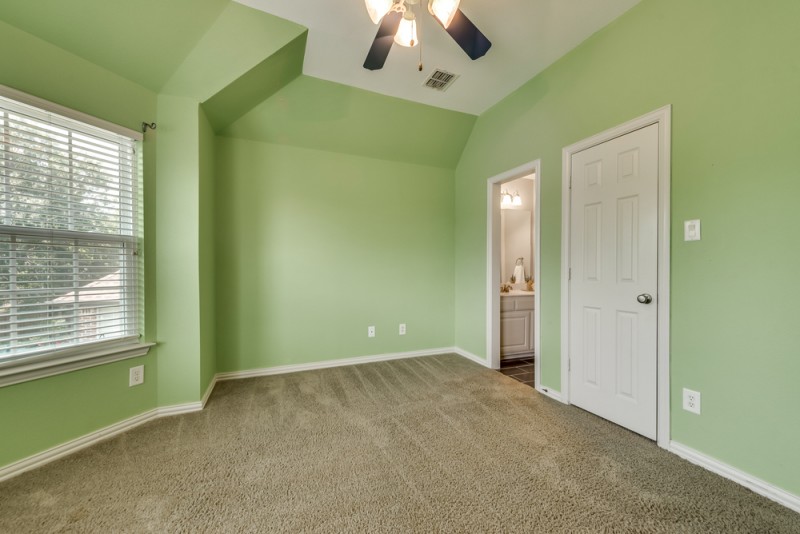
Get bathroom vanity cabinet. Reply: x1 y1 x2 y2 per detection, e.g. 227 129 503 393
500 293 534 359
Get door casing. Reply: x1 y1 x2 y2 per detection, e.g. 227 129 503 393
560 106 672 449
486 159 541 383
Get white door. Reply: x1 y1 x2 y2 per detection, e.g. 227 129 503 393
569 123 659 439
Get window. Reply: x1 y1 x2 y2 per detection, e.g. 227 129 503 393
0 91 147 385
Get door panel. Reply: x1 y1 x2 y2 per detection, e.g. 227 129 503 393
569 123 659 440
582 306 601 387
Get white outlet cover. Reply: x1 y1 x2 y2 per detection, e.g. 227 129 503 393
399 323 406 335
682 387 701 415
368 326 375 338
684 219 701 241
129 365 144 387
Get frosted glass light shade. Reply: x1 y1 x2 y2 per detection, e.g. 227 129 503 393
365 0 394 24
501 190 513 207
394 15 418 47
512 192 522 206
428 0 461 28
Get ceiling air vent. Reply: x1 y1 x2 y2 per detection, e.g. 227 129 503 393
423 69 459 92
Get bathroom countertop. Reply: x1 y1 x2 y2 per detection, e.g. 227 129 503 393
501 289 535 297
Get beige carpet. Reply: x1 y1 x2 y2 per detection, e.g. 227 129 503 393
1 354 798 533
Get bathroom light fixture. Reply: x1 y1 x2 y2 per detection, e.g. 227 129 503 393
501 190 522 208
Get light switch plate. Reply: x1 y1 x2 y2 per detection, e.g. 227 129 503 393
684 219 701 241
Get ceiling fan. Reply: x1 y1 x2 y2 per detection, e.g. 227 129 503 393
363 0 492 71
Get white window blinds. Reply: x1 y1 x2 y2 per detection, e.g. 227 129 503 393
0 95 141 364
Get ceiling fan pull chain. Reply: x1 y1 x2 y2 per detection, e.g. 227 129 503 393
417 4 424 71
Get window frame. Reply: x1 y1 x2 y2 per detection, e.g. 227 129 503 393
0 85 152 388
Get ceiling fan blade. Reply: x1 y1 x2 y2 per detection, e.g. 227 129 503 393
444 9 492 60
363 11 403 70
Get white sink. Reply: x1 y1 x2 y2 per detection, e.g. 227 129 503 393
501 289 534 297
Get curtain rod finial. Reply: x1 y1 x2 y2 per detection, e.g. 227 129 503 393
141 122 156 133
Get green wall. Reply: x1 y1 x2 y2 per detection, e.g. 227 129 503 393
0 21 159 467
0 0 230 92
214 138 455 372
155 95 203 406
222 75 476 169
199 107 217 394
161 1 305 102
454 0 800 495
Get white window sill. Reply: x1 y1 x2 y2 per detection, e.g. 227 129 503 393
0 340 155 388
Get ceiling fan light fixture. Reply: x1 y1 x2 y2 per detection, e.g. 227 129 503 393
428 0 460 28
365 0 394 24
394 12 418 47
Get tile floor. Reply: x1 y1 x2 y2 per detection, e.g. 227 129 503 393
498 357 534 388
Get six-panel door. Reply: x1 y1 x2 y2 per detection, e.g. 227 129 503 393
568 124 659 440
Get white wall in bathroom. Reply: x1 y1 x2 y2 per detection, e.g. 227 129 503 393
500 175 535 283
502 209 532 282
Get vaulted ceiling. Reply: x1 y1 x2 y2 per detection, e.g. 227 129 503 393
0 0 232 92
235 0 643 114
1 0 642 164
1 0 643 115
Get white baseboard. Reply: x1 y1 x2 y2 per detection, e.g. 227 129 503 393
670 441 800 514
0 408 159 483
453 347 491 368
156 401 203 417
201 375 217 408
536 385 565 403
0 397 208 483
215 347 456 381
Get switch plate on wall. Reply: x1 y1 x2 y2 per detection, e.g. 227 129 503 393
368 326 375 338
399 323 406 335
684 219 701 241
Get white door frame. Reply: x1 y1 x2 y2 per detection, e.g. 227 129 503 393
486 159 541 379
560 106 671 449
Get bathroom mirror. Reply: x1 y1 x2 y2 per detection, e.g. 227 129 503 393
500 175 535 286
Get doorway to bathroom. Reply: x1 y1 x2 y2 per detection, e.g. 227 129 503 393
487 160 541 390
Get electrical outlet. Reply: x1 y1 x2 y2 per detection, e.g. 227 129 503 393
684 219 701 241
399 323 406 335
683 388 701 414
129 365 144 387
368 326 376 338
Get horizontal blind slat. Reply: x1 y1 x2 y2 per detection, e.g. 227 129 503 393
0 144 135 180
0 224 138 243
0 151 135 188
0 328 138 352
0 104 136 148
4 318 137 339
0 172 135 203
2 122 136 165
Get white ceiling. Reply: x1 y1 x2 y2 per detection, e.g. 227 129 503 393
234 0 641 115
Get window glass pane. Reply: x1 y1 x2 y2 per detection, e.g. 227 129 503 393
0 95 140 363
